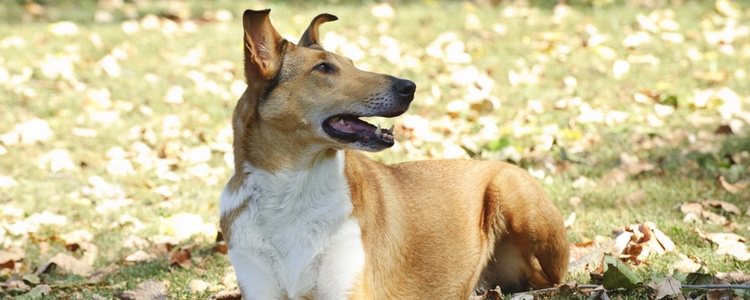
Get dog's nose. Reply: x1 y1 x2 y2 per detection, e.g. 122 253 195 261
393 79 416 102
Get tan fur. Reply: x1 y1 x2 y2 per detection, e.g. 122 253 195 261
223 9 569 299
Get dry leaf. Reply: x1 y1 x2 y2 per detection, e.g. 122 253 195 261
699 231 750 261
648 277 682 300
212 290 242 300
188 279 209 293
613 222 674 263
702 200 742 215
125 250 156 263
159 213 216 242
715 271 750 283
718 176 747 195
38 253 94 276
89 264 118 283
0 247 24 270
670 253 703 273
0 175 17 189
213 242 228 255
170 248 191 268
118 280 167 300
564 212 576 229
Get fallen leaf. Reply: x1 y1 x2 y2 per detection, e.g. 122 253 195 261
707 289 738 300
702 199 742 215
670 253 703 273
213 242 228 255
715 271 750 283
613 222 674 263
589 286 610 300
600 255 642 289
170 248 191 268
159 213 216 242
0 175 17 189
37 253 93 276
22 274 40 285
118 280 167 300
21 284 51 299
125 250 156 263
718 176 747 195
564 212 576 228
699 231 750 261
188 279 209 293
0 247 24 270
89 264 118 283
715 0 741 18
212 290 242 300
648 277 681 300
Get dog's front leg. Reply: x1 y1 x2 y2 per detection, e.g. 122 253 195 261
315 219 366 299
229 249 285 300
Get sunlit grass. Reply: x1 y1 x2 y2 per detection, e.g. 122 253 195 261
0 0 748 298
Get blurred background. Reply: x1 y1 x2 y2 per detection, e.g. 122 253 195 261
0 0 748 299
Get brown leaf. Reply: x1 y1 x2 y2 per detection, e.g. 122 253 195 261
648 277 681 300
212 290 242 300
118 280 167 300
0 247 23 270
714 124 733 135
706 289 738 300
125 250 156 263
568 237 609 273
698 231 750 261
213 242 228 255
613 222 674 264
89 264 118 283
718 176 746 194
170 248 191 268
601 168 627 186
715 271 750 284
37 253 93 276
590 286 610 300
188 279 209 293
702 200 742 215
670 253 703 273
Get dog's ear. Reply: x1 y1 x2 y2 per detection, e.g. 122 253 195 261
243 9 285 82
298 13 338 47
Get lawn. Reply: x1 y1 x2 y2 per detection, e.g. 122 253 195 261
0 0 748 299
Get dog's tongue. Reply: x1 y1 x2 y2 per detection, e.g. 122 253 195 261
329 116 372 134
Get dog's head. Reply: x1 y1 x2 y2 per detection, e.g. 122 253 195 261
236 9 415 153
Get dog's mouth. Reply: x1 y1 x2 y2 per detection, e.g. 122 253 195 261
323 115 396 147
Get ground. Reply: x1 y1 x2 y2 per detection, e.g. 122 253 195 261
0 0 748 299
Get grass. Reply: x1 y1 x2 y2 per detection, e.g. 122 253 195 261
1 0 749 299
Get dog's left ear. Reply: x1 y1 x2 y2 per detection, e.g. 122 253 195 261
298 13 338 47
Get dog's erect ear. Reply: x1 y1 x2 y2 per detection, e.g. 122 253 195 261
298 13 338 47
243 9 285 82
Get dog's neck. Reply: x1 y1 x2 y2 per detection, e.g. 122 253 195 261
229 112 342 192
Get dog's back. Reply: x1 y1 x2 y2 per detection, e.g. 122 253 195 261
345 151 569 297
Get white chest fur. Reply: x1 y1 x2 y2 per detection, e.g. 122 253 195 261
220 151 365 299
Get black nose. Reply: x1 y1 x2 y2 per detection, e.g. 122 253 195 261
393 79 416 102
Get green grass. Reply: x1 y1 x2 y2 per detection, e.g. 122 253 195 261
1 0 749 299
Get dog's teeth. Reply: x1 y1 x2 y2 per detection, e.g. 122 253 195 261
338 118 345 125
388 124 394 132
374 124 382 136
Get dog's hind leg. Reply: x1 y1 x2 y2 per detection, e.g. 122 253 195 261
475 165 569 294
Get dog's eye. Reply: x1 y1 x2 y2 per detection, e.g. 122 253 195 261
314 62 335 74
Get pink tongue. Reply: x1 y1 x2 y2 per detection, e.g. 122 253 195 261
330 118 371 134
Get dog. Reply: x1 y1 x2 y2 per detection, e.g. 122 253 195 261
220 9 569 299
